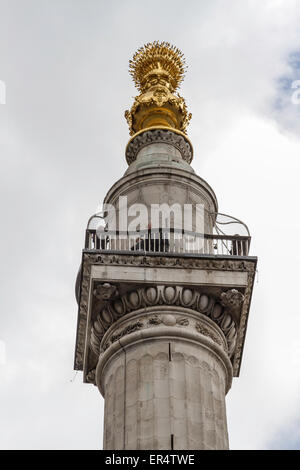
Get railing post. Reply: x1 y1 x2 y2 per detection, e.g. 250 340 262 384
84 229 251 257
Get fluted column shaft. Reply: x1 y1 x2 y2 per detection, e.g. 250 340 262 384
96 309 232 450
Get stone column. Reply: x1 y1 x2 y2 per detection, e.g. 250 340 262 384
74 42 257 451
96 305 233 450
104 131 219 239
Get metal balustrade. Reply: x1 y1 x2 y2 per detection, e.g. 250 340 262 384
84 228 251 256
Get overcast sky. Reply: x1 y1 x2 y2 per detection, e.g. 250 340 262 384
1 0 300 450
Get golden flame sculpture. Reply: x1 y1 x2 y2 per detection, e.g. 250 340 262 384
125 41 192 136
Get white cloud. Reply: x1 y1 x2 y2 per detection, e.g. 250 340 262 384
208 115 300 448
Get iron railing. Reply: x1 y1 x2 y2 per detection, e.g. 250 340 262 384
85 228 251 256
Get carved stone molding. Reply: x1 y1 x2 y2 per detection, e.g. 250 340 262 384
91 285 237 358
100 310 227 355
74 260 92 370
232 270 255 376
125 129 193 165
74 251 257 379
221 289 244 310
110 320 143 345
148 313 188 326
86 369 96 385
85 252 255 272
94 283 118 301
195 322 223 348
96 314 234 396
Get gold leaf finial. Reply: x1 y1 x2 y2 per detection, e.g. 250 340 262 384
129 41 187 93
125 41 192 136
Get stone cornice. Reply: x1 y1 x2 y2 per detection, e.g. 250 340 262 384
125 128 193 165
91 286 237 358
74 252 257 381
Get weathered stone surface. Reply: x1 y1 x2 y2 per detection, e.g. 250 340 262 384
104 162 218 236
125 129 193 165
74 138 257 451
74 252 256 379
98 319 231 450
